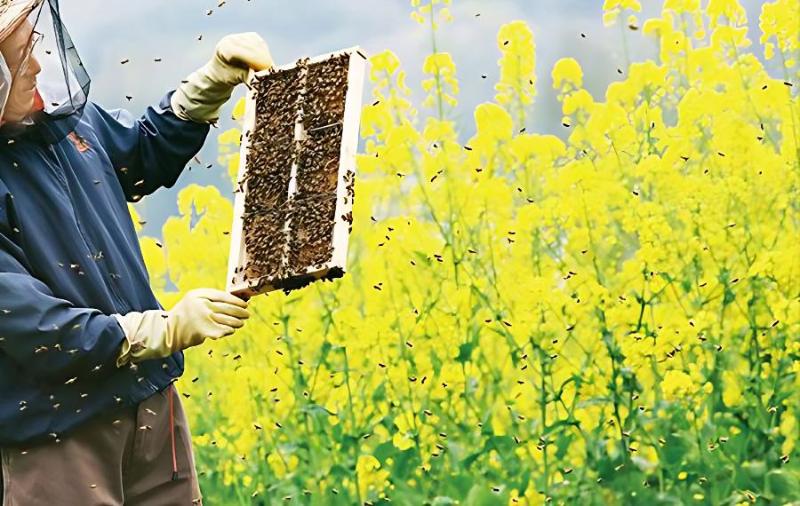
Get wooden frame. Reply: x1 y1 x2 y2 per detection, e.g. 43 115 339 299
226 46 368 297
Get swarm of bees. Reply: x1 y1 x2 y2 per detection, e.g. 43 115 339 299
228 49 367 297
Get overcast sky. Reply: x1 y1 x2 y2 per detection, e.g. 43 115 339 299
55 0 773 238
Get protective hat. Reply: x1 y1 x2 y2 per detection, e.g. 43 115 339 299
0 0 41 40
0 0 90 143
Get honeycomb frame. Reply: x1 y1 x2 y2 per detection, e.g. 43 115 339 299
226 47 368 297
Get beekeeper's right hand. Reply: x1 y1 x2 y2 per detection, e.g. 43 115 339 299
112 288 250 367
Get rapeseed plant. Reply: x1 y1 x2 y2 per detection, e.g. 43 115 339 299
134 0 799 503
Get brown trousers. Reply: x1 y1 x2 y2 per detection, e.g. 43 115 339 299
0 382 203 505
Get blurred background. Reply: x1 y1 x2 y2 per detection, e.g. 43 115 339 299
59 0 772 239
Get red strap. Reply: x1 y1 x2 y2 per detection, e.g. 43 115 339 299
170 382 178 480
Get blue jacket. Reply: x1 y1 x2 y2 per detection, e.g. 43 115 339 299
0 91 210 446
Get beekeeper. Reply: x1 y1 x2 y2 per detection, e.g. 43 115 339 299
0 0 273 503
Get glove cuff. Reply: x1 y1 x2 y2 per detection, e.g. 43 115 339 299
114 310 170 365
171 55 249 123
113 312 148 368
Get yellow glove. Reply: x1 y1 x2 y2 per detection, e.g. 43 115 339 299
113 288 250 367
170 32 274 123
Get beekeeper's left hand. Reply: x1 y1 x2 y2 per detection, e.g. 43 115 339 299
170 32 273 123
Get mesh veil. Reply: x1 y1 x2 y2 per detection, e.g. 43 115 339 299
0 0 90 144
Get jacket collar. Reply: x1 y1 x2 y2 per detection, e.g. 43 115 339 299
0 107 82 146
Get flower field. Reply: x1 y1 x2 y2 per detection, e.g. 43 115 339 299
134 0 799 503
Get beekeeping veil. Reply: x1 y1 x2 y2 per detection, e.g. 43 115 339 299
0 0 90 143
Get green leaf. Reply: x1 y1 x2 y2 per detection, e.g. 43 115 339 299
737 460 766 491
765 469 800 500
371 381 387 402
662 432 693 467
445 474 475 498
461 449 483 469
456 341 475 363
487 435 514 455
463 483 507 506
373 441 397 462
391 448 418 478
